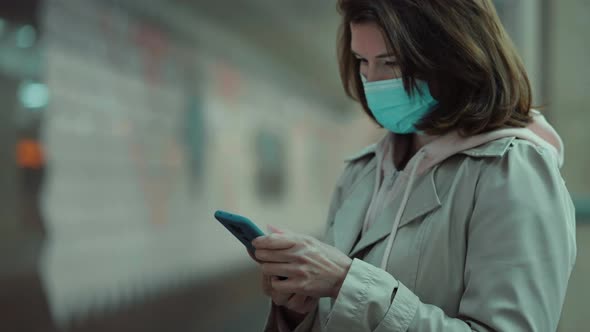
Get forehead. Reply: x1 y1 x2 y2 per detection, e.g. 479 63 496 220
350 22 389 55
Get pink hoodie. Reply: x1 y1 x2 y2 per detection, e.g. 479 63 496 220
364 110 565 269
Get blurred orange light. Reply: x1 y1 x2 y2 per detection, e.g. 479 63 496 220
16 139 44 169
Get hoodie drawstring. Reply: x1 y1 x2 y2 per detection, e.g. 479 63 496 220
380 150 427 270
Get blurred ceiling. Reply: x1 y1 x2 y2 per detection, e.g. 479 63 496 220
171 0 351 112
100 0 352 112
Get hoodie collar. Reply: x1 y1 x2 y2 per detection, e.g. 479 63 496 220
461 136 516 157
344 132 515 167
344 110 564 172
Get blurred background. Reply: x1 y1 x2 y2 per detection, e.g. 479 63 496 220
0 0 587 331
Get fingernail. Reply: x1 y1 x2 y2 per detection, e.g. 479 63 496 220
267 225 283 234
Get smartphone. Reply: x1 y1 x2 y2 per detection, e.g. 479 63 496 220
214 210 288 280
214 210 265 253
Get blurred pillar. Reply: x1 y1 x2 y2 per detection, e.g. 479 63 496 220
494 0 544 105
547 0 590 193
545 0 590 330
0 74 55 332
0 1 57 330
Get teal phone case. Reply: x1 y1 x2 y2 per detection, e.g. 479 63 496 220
214 210 265 252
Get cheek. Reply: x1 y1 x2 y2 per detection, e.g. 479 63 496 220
363 63 402 82
359 63 368 78
377 64 402 80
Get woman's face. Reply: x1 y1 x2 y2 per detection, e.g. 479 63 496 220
350 22 401 82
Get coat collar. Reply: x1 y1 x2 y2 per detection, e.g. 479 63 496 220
333 135 515 257
343 143 378 163
347 168 441 257
332 158 377 255
332 159 441 256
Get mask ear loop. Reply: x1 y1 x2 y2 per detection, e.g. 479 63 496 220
360 72 367 83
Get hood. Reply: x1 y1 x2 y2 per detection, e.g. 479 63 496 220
411 110 565 175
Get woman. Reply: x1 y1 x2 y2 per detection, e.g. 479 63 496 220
252 0 577 331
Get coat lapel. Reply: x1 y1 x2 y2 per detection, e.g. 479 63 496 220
349 168 441 257
332 159 377 255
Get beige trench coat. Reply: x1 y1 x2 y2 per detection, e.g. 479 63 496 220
264 137 577 332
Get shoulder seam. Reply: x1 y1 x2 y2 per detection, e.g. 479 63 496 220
343 143 377 163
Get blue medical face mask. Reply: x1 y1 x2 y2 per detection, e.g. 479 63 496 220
362 76 438 134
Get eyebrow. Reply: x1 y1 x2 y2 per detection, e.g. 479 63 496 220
352 50 396 59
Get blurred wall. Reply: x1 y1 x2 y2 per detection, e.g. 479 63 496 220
38 0 376 326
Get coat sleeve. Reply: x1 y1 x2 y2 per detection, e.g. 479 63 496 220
263 162 356 332
323 142 577 331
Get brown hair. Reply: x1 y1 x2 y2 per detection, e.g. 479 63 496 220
337 0 533 136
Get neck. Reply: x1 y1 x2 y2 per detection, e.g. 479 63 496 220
392 132 437 170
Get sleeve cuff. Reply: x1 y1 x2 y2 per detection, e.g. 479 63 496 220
382 281 420 331
324 258 399 330
268 259 420 332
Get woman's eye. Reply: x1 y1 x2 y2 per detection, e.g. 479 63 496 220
385 61 398 67
357 58 368 64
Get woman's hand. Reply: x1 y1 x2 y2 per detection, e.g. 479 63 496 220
262 274 319 315
249 231 319 315
252 226 353 299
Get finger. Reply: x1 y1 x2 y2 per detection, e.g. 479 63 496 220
271 290 293 306
252 233 296 250
255 249 292 263
271 276 300 295
261 263 295 278
267 225 284 234
247 249 262 263
268 225 298 235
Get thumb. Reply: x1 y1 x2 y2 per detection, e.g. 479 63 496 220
267 224 285 234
